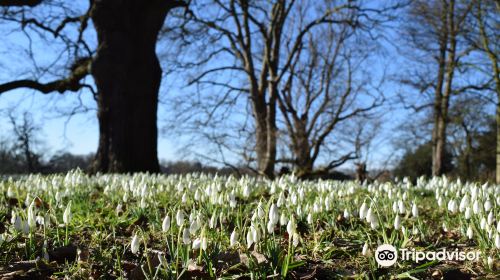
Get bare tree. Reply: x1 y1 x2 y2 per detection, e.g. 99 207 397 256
400 0 474 176
7 111 42 173
471 0 500 182
276 23 384 177
165 0 393 178
0 0 187 173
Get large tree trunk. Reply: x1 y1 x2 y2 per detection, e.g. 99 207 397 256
89 0 177 173
253 93 276 179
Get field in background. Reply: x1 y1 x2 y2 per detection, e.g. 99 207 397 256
0 171 498 279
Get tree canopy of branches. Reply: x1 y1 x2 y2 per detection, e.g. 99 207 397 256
0 0 187 173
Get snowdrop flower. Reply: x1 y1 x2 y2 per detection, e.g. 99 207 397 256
162 215 170 233
370 219 379 230
494 233 500 249
487 211 494 225
398 200 406 214
182 228 191 245
280 213 288 226
411 202 418 218
209 211 217 229
192 238 201 249
394 215 401 230
63 201 72 225
269 203 279 225
251 225 260 244
292 232 300 248
267 220 275 234
14 215 23 231
473 200 481 214
277 192 285 207
307 213 313 225
257 202 265 219
362 242 370 256
131 234 140 254
27 200 36 228
176 210 184 226
467 225 473 239
484 200 492 212
464 207 471 220
201 237 208 251
189 219 200 234
243 185 250 198
366 207 376 224
359 202 367 219
287 216 297 236
480 217 487 230
447 199 457 213
7 186 15 198
246 230 254 248
230 229 239 247
487 256 494 268
343 209 350 219
459 195 469 212
181 193 187 203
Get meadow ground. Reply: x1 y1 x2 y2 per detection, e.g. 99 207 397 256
0 171 498 279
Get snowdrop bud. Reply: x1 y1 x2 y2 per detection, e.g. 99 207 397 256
495 233 500 249
131 234 140 254
362 242 370 256
464 207 471 220
280 213 288 226
176 210 184 226
292 232 300 248
394 215 401 230
411 202 419 218
162 215 170 233
370 219 379 230
269 204 279 225
230 230 239 247
359 202 367 219
442 223 448 232
63 201 72 225
181 193 187 203
467 225 473 239
182 228 191 245
14 215 22 231
192 238 201 250
412 226 419 235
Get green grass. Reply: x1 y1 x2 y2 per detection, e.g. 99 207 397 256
0 171 498 279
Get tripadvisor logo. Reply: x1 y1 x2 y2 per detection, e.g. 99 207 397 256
375 244 398 267
374 244 481 267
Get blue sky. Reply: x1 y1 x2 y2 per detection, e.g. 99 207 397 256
2 0 490 171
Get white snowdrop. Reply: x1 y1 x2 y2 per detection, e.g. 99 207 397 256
162 215 170 233
131 234 140 254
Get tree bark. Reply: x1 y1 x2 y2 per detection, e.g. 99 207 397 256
89 0 178 173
